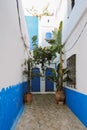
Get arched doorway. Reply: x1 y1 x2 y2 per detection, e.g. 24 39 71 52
45 68 54 91
31 68 40 92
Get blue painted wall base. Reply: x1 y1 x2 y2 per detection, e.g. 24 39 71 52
11 105 24 130
0 82 27 130
65 87 87 127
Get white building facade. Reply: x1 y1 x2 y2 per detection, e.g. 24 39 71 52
56 0 87 127
0 0 29 129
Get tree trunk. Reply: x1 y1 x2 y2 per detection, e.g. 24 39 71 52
59 50 63 90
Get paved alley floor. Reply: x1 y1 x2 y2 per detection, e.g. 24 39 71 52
16 94 86 130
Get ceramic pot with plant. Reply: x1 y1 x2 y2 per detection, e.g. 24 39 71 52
46 21 66 104
22 58 33 103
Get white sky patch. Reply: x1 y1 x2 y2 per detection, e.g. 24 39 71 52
22 0 58 16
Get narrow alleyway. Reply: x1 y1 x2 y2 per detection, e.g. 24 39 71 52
16 94 86 130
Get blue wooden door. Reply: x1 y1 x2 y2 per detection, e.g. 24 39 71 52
31 68 40 92
45 68 54 91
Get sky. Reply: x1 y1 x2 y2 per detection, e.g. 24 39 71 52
22 0 58 16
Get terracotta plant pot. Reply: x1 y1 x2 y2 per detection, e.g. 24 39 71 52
24 93 32 103
55 90 65 104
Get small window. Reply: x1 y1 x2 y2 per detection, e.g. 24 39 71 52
71 0 75 9
45 32 52 39
67 54 76 88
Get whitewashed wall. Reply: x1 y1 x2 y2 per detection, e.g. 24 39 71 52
55 0 68 29
65 11 87 94
38 16 55 47
62 0 87 43
0 0 29 90
56 0 87 94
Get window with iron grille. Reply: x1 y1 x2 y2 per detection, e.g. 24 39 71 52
67 54 76 88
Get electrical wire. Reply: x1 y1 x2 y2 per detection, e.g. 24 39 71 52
16 0 30 56
65 21 87 53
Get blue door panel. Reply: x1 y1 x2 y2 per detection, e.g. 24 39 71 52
31 68 40 92
45 68 54 91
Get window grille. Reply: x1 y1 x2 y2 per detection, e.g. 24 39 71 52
67 54 76 88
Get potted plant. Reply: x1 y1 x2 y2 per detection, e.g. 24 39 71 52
46 21 66 104
22 55 42 103
47 63 71 104
22 57 33 103
32 21 70 104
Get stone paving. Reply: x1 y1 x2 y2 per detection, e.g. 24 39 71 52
16 94 87 130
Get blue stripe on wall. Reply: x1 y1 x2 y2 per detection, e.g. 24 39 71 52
65 87 87 127
0 82 27 130
11 105 24 130
25 16 38 50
